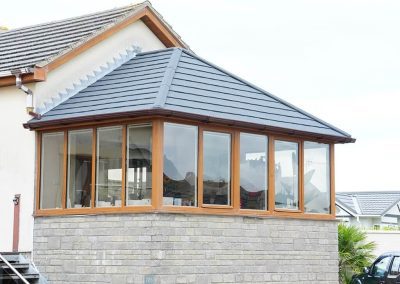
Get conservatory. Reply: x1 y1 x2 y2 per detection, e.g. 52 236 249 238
26 48 353 220
26 47 354 283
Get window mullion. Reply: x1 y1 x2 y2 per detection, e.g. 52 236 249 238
330 144 335 216
198 127 204 207
268 136 275 212
152 119 163 210
121 125 127 208
91 128 96 208
299 140 305 213
35 132 42 212
232 131 240 212
61 131 68 209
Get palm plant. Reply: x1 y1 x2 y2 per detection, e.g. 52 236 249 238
338 223 376 284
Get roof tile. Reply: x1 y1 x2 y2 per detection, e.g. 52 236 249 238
28 48 353 142
0 3 143 72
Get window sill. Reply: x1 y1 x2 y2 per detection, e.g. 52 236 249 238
34 207 336 221
274 208 301 213
201 204 233 209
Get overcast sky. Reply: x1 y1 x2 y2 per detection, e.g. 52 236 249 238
2 0 399 192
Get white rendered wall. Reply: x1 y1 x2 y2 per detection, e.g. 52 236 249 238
0 19 166 252
34 20 166 110
367 231 400 256
0 85 36 252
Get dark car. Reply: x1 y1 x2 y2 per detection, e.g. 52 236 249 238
352 252 400 284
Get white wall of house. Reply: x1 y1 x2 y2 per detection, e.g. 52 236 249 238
366 231 400 256
0 85 36 252
34 20 166 110
0 19 166 252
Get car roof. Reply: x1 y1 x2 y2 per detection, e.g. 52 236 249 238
379 252 400 258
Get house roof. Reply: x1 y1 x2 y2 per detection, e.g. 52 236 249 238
26 47 354 143
336 191 400 216
0 1 188 76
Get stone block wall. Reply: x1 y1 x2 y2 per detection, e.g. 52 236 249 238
33 214 339 283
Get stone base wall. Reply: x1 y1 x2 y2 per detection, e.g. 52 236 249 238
33 214 339 284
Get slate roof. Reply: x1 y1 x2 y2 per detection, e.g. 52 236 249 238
26 48 354 142
0 1 186 74
336 191 400 215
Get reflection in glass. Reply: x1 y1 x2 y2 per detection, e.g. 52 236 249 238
203 131 231 205
372 257 392 277
240 133 268 210
96 126 122 207
40 132 64 209
163 123 197 206
304 142 330 214
390 257 400 275
126 124 152 206
67 129 92 208
274 140 299 210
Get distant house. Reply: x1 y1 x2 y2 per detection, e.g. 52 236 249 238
336 191 400 229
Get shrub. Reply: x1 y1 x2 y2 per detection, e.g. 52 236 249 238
338 223 376 284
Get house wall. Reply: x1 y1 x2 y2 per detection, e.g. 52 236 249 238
0 20 166 253
345 217 380 228
366 231 400 256
33 214 339 284
0 85 36 252
34 20 166 110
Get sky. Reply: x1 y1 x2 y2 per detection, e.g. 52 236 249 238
1 0 399 192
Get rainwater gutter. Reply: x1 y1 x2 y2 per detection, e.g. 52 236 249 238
6 68 41 119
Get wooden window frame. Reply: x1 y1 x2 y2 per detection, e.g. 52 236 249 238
34 116 336 221
272 137 303 213
65 128 93 209
161 121 201 211
237 131 270 215
199 126 235 210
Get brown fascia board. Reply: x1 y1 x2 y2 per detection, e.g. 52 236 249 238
0 67 47 87
0 5 188 88
23 109 356 144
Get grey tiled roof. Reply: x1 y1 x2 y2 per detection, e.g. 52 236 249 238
27 47 353 141
336 191 400 215
0 2 147 73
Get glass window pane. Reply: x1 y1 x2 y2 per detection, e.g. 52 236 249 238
126 124 152 206
96 126 122 207
163 123 197 206
390 257 400 275
304 142 330 214
203 131 231 205
67 129 92 208
372 256 392 277
40 132 64 209
274 140 299 210
240 133 268 210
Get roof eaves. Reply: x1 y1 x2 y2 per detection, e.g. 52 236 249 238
0 67 34 77
338 191 400 195
382 196 400 216
180 49 355 143
335 200 357 216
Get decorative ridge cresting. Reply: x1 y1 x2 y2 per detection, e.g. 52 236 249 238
37 45 142 115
